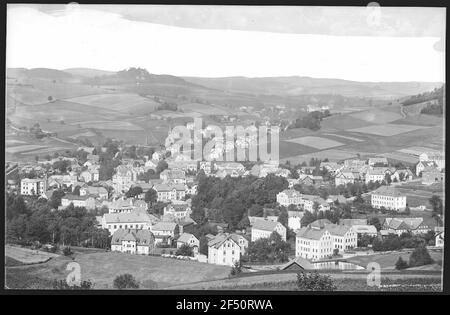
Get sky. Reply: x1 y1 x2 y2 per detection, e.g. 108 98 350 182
6 4 446 82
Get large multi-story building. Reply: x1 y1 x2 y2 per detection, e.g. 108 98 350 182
295 220 357 261
295 226 333 261
371 186 407 211
207 233 244 266
21 177 47 196
153 184 186 202
101 210 155 234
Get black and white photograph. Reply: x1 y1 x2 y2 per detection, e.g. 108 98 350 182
3 2 446 294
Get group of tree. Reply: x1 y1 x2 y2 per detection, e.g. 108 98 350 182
372 231 434 252
191 173 289 230
244 232 291 264
395 246 434 270
289 110 331 131
6 192 110 249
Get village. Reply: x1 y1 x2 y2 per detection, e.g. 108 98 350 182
5 122 445 275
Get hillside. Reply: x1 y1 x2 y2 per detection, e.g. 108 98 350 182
182 76 442 99
63 68 116 78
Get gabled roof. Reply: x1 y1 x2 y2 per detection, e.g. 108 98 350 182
104 210 153 224
251 218 281 232
279 189 302 198
371 186 405 198
177 232 197 244
111 229 154 245
324 224 352 237
207 233 240 249
152 221 178 231
296 226 329 240
309 219 332 229
281 256 313 270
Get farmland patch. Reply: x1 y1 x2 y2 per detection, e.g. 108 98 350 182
348 124 429 136
285 136 344 150
349 109 403 124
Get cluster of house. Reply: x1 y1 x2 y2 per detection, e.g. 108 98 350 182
416 151 445 185
277 182 408 212
328 157 415 187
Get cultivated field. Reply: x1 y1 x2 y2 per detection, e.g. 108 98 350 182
71 120 144 131
285 136 344 150
349 108 403 124
65 93 159 114
348 124 430 136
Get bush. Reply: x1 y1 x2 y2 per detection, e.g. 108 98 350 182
113 274 140 289
395 257 409 270
229 261 243 277
175 244 194 257
62 246 73 256
52 279 92 290
409 246 434 268
296 271 336 291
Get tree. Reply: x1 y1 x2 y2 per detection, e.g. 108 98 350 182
368 217 381 231
409 246 433 268
156 160 168 174
125 186 143 198
144 188 157 204
113 274 140 289
429 195 443 225
248 204 263 217
73 186 81 196
296 271 336 291
277 207 288 227
175 244 194 257
199 236 209 256
229 260 243 277
395 257 409 270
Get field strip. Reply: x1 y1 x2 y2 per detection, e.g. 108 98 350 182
285 136 344 150
322 133 364 142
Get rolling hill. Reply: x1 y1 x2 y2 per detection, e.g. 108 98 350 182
182 76 442 99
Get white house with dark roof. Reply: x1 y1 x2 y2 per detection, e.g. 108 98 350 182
324 224 357 253
371 186 407 211
207 233 242 266
153 183 186 202
296 226 333 261
176 233 199 255
296 220 357 260
251 218 286 242
111 229 155 255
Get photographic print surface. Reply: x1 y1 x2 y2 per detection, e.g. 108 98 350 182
5 3 445 292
